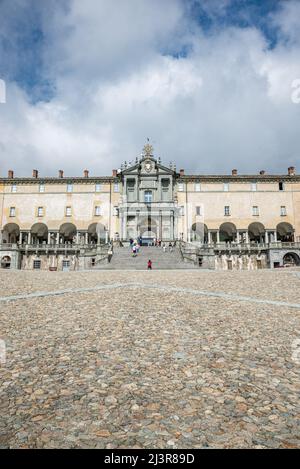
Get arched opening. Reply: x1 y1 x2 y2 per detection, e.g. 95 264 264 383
139 217 158 240
31 223 48 244
88 222 107 244
277 223 294 242
59 223 77 244
248 222 265 243
1 256 11 269
219 222 237 242
88 223 98 244
2 223 20 243
283 252 300 267
191 223 208 243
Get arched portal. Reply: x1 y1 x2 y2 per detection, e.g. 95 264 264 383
1 256 11 269
277 222 294 242
191 223 208 243
283 252 300 266
2 223 20 243
88 223 98 244
59 223 77 244
248 222 265 243
139 217 158 240
219 222 237 242
31 223 48 244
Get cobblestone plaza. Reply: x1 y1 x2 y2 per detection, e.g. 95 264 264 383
0 268 299 449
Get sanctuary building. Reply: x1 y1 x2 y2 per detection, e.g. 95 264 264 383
1 143 300 270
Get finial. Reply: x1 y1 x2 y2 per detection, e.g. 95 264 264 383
142 141 154 159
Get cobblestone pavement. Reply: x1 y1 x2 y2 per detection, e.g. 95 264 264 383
0 270 299 448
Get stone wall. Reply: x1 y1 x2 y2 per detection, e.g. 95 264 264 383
214 253 268 270
21 254 79 271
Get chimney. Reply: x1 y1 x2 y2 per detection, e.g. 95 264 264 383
32 169 38 178
288 166 295 176
232 169 238 176
84 169 89 178
179 169 185 177
8 170 14 178
260 170 266 175
58 170 64 178
112 169 117 177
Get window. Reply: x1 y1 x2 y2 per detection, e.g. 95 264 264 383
251 182 257 191
37 207 44 217
9 207 16 217
66 206 72 217
95 206 101 216
180 206 185 216
33 259 41 270
196 206 202 216
195 182 201 192
67 184 73 193
281 206 287 216
224 206 230 216
62 260 70 270
144 190 152 203
279 181 284 191
11 184 17 193
114 183 119 192
224 183 229 192
95 183 101 192
178 183 184 192
39 184 45 193
252 206 259 216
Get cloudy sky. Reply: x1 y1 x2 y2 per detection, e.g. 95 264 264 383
0 0 300 177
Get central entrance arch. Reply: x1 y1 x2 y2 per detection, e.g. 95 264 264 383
139 217 158 241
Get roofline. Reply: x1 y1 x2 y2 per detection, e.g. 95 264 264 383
0 174 299 183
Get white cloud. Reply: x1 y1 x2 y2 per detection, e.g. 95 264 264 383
0 0 300 178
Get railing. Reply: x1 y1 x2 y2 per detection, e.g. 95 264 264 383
181 241 300 252
0 242 110 252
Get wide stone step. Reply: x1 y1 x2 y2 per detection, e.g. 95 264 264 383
94 246 198 270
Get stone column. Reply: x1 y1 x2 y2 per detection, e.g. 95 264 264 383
56 232 60 245
122 212 127 240
208 231 212 245
136 213 139 239
265 231 269 245
105 230 109 244
216 230 220 244
76 232 80 244
19 231 23 245
236 231 240 244
28 232 32 245
274 230 278 243
170 211 174 241
245 231 249 244
48 232 51 244
85 232 89 244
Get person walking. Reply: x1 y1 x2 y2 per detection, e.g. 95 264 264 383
147 259 152 270
132 245 137 257
107 246 113 263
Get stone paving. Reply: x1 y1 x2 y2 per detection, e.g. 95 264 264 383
0 269 300 448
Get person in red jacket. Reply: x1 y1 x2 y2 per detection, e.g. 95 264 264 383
147 259 152 270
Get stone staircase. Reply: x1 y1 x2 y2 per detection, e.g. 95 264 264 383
96 245 198 270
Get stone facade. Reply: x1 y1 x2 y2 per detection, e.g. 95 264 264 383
1 144 300 270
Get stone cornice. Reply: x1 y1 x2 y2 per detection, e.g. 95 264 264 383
178 175 300 183
1 174 299 184
0 177 115 184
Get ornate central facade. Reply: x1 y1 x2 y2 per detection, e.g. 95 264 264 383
1 143 300 270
